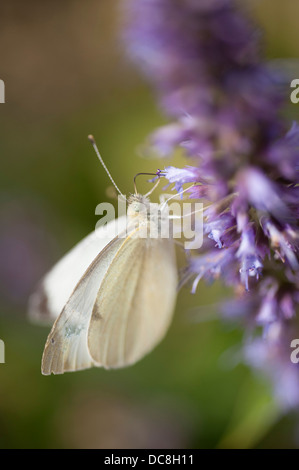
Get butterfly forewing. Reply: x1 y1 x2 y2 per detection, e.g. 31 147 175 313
88 233 177 368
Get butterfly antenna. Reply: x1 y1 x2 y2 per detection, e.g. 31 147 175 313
88 135 124 198
133 172 160 195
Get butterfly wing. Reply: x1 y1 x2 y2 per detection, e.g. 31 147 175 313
29 216 127 325
41 230 128 375
88 235 178 368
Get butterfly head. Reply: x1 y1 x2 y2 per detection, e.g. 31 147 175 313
127 194 151 220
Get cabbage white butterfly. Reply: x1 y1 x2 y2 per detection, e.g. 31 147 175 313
29 136 178 374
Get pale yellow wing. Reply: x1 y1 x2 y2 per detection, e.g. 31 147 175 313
41 232 128 375
88 236 178 369
29 216 127 325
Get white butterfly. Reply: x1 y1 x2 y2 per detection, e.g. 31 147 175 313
29 136 178 375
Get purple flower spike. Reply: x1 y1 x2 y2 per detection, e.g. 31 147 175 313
126 0 299 410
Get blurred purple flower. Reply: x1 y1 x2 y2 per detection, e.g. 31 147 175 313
244 320 299 410
126 0 299 410
0 198 55 308
161 166 207 193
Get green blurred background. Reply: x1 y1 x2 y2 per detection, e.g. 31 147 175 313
0 0 299 449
